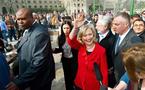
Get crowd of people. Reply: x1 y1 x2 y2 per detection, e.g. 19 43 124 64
1 7 145 90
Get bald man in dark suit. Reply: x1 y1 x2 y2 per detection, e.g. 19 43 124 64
6 8 55 90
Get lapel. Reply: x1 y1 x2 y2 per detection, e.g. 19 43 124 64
99 30 111 43
119 30 132 49
102 30 112 41
17 23 37 50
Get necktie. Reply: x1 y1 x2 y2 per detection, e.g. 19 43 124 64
115 36 120 54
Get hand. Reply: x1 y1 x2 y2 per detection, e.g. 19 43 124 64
73 18 79 28
6 82 19 90
108 87 114 90
74 15 85 28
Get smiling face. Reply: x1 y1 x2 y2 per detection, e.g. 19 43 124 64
82 28 95 47
133 20 145 34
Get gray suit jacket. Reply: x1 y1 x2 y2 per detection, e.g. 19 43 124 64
112 29 142 82
14 22 55 89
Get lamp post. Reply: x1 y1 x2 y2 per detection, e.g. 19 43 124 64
93 0 96 14
130 0 134 15
140 0 142 13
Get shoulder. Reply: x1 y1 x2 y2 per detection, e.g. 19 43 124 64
131 35 143 43
0 53 6 64
31 23 48 35
95 43 106 53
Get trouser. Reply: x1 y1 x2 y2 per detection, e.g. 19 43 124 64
20 81 52 90
62 58 75 90
8 29 17 41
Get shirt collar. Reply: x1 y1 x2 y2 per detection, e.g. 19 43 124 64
98 30 109 42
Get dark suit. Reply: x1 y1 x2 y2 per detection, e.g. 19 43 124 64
14 22 55 90
139 31 145 42
112 29 142 82
98 30 116 87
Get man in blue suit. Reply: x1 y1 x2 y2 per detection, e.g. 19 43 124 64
0 39 10 90
6 8 55 90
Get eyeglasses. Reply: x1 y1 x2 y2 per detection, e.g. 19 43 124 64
142 13 145 15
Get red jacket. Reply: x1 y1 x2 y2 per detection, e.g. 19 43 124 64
67 37 108 90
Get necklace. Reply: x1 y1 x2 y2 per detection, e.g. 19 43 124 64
86 43 95 52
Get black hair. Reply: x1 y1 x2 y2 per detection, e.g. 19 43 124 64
58 21 73 47
131 14 141 19
133 18 145 25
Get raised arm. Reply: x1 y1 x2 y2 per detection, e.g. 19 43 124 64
69 19 79 40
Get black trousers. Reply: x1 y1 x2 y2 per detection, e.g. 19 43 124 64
30 81 52 90
62 58 75 90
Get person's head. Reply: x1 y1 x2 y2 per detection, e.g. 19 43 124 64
32 12 38 20
93 14 98 21
77 24 96 46
94 14 98 18
16 8 34 30
76 12 85 22
61 21 73 36
133 19 145 34
122 43 145 82
130 14 141 25
61 16 72 24
141 10 145 21
96 16 112 34
63 16 72 23
111 12 131 35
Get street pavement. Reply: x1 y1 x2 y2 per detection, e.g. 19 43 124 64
52 53 65 90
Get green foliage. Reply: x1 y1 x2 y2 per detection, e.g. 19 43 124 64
2 7 7 15
88 4 103 13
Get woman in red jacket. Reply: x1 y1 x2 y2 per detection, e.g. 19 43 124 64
67 19 108 90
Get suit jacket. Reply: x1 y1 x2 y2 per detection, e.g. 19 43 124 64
99 30 115 69
14 22 55 89
139 31 145 42
112 29 142 82
98 30 116 87
0 52 10 90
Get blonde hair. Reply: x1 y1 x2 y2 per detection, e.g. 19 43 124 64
77 24 97 44
122 43 145 82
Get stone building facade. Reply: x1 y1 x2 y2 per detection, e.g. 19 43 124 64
0 0 63 14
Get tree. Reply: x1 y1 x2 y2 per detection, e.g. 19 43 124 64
88 4 103 13
2 7 7 15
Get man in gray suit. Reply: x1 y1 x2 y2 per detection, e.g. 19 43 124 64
111 12 142 83
6 8 55 90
